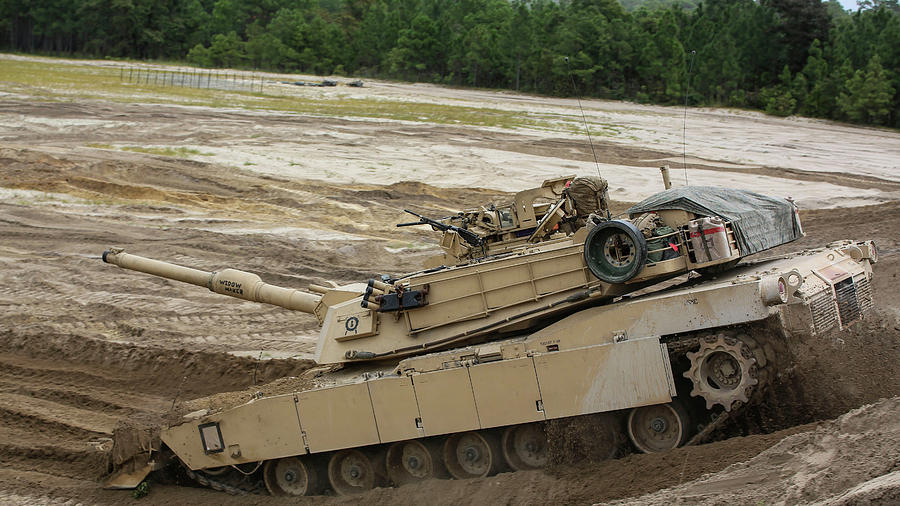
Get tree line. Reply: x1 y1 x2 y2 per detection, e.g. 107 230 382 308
1 0 898 127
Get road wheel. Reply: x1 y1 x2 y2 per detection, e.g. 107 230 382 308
443 431 504 479
263 457 319 496
627 401 691 453
501 423 548 470
583 220 648 283
386 439 446 485
327 449 376 495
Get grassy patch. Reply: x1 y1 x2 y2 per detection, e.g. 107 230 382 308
384 240 432 252
120 146 212 157
86 142 212 157
0 57 563 130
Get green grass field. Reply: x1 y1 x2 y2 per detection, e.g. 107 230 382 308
0 56 572 132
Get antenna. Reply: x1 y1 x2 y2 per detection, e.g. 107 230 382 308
564 56 603 180
682 50 697 186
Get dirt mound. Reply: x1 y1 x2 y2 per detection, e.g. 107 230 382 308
619 396 900 505
546 412 626 465
0 326 317 489
692 307 900 446
0 328 315 398
108 414 164 481
822 470 900 505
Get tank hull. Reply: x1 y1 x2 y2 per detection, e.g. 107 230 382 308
159 240 876 494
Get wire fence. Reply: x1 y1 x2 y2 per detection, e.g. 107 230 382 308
120 67 266 93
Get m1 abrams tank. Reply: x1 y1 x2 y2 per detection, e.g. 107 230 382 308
101 176 878 496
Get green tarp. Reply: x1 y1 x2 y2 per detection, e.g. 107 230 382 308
626 186 802 255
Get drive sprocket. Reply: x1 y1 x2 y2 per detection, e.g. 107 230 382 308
684 332 758 411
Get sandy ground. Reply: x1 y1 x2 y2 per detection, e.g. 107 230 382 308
2 57 900 504
2 53 900 209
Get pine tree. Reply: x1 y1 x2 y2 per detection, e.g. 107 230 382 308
764 0 831 72
762 65 797 116
837 55 896 124
800 39 831 116
386 13 440 79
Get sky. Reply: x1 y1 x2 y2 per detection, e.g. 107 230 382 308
837 0 860 10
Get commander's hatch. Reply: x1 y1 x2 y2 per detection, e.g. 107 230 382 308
514 175 574 229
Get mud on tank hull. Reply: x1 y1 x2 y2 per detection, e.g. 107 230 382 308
147 240 876 496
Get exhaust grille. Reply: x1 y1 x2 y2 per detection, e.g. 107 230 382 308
835 277 861 326
809 290 837 334
854 274 874 313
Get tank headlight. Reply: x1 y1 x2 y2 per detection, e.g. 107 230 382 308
198 422 224 454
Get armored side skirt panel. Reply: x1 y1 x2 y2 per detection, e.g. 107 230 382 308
298 383 380 453
368 377 424 443
413 367 480 435
469 357 545 428
534 338 675 418
163 394 305 470
165 337 674 469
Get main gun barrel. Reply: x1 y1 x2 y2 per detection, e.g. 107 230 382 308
102 248 321 314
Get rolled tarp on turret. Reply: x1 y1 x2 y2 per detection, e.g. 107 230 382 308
626 186 803 255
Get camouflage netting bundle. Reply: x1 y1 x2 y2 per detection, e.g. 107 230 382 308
567 176 609 225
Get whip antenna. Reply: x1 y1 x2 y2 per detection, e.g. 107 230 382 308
565 56 603 180
682 50 696 185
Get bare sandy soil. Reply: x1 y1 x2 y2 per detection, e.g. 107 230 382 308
1 60 900 504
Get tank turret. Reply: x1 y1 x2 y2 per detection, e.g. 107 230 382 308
102 181 806 366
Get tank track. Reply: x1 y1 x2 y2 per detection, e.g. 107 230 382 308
183 465 264 495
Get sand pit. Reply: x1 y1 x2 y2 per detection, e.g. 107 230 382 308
3 100 898 210
1 55 899 504
619 397 900 505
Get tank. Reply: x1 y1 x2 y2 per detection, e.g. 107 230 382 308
100 177 878 496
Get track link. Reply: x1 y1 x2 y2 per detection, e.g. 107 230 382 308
183 465 263 495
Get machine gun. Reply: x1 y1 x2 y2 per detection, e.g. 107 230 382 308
396 209 484 247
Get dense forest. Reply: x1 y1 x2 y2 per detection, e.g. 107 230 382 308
1 0 898 127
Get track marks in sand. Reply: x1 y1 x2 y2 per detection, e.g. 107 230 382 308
0 366 154 484
0 393 119 435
